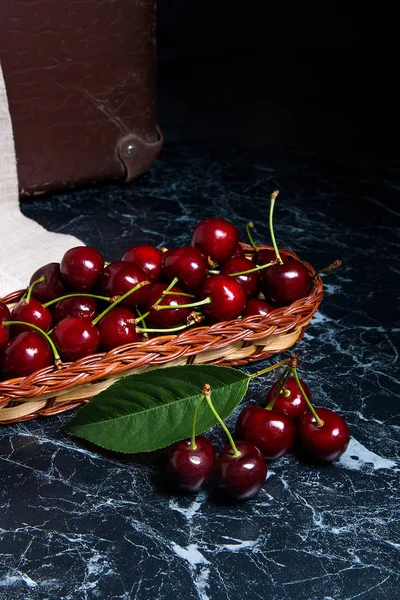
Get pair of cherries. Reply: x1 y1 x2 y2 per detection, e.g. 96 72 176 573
237 361 350 464
166 359 350 502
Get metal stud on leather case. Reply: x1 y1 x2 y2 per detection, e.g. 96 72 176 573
0 0 162 194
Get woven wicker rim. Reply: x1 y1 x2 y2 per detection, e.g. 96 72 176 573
0 245 323 422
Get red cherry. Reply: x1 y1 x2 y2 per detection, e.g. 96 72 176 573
122 244 162 282
229 244 245 259
266 376 309 420
253 247 277 266
0 301 10 323
297 407 350 462
214 441 267 501
243 298 275 317
200 275 246 323
0 324 10 349
29 263 69 303
60 246 104 291
51 317 100 361
236 405 295 460
144 283 191 328
98 261 151 308
0 331 52 378
0 301 11 347
162 247 208 292
97 307 138 351
221 257 259 298
167 436 216 492
53 296 98 323
191 218 240 264
260 259 312 307
10 299 52 334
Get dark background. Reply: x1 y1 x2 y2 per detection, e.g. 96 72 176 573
156 2 395 156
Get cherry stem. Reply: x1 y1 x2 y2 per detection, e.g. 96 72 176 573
153 296 212 311
269 190 283 265
3 320 62 367
265 367 291 410
190 394 205 450
208 269 220 275
26 276 45 303
229 260 277 277
203 384 241 457
91 280 150 325
164 290 195 298
248 357 291 380
134 277 180 324
317 259 343 276
43 292 111 308
245 221 258 252
290 366 324 426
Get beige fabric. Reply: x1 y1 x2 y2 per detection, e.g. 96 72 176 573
0 61 84 298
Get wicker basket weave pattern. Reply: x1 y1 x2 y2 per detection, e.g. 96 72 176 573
0 246 323 424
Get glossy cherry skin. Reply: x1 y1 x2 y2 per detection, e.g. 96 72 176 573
53 296 98 323
229 244 245 259
162 247 208 292
29 263 69 303
122 244 162 282
236 406 295 460
0 302 11 349
97 307 138 351
144 283 191 328
0 324 10 350
51 317 100 361
200 275 247 323
98 261 151 308
60 246 104 291
214 440 267 501
260 259 312 307
220 257 259 298
0 301 10 323
266 376 310 420
297 407 350 462
0 331 52 378
10 298 52 334
167 436 216 492
191 218 240 264
243 298 275 318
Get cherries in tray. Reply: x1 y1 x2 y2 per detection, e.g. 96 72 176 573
0 189 319 381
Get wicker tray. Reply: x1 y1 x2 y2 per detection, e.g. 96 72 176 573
0 246 323 424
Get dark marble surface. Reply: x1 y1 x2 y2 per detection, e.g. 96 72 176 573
1 144 399 600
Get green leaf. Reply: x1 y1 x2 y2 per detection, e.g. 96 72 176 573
63 365 250 454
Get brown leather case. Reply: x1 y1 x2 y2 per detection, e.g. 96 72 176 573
0 0 162 194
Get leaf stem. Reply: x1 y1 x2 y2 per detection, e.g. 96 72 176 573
317 259 342 276
203 384 241 457
269 190 283 265
190 394 205 450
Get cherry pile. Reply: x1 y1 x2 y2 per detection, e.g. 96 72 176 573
0 191 316 381
167 357 350 501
